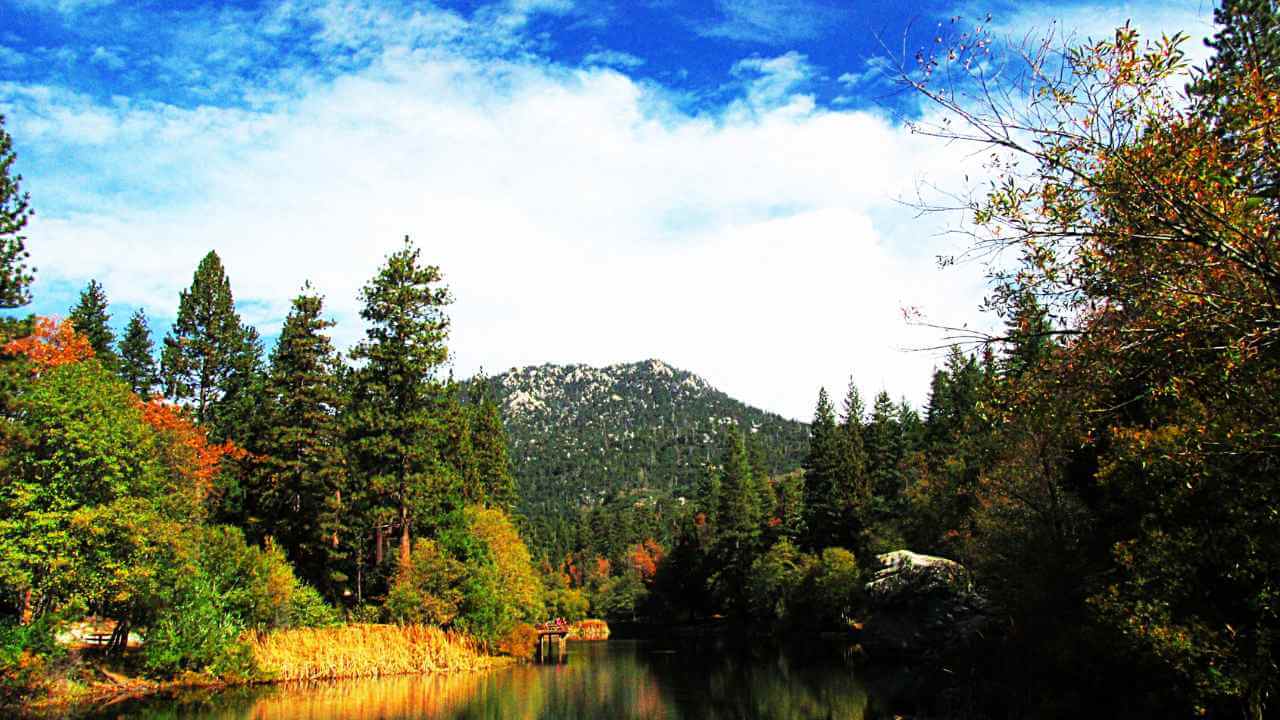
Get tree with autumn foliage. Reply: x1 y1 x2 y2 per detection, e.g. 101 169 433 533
0 319 331 679
903 5 1280 716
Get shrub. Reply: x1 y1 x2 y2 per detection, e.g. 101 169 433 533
385 539 465 626
545 588 590 622
747 539 815 625
0 612 68 703
141 526 301 678
288 585 342 629
797 547 864 629
494 622 538 660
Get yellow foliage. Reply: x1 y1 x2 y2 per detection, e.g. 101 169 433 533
249 624 508 682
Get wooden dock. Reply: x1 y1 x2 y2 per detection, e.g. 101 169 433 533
534 622 571 664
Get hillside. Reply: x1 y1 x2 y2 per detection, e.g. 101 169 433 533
484 359 808 550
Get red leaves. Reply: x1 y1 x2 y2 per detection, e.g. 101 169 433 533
139 397 244 501
3 317 93 370
627 539 664 581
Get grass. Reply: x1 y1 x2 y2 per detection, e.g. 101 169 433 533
249 624 510 682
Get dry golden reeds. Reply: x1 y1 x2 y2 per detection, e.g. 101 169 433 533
568 619 610 640
249 624 510 682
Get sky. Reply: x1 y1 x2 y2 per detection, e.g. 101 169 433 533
0 0 1216 420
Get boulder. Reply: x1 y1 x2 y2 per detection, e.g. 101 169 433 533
859 550 987 659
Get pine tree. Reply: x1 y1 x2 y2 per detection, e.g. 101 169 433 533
864 391 904 502
711 428 761 612
211 324 267 443
255 286 349 598
773 471 805 544
117 309 159 396
801 388 842 549
68 280 116 369
469 378 517 511
347 237 456 570
0 114 33 310
834 378 870 546
1001 292 1053 378
161 251 244 424
440 383 479 503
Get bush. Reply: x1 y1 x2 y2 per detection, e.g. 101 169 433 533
495 622 538 660
797 547 864 629
141 526 301 678
0 613 69 703
385 539 465 626
545 588 590 622
288 585 342 629
346 604 384 624
142 573 255 678
747 540 815 625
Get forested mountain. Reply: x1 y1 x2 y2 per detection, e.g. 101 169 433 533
483 359 807 552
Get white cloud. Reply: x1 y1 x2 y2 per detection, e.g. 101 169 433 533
730 51 816 111
582 49 645 70
699 0 847 45
8 33 989 420
0 46 24 68
15 0 113 15
89 46 125 70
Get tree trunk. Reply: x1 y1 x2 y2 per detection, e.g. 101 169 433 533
109 618 130 656
375 525 384 565
20 589 31 625
399 503 411 567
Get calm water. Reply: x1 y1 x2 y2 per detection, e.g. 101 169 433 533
80 638 871 719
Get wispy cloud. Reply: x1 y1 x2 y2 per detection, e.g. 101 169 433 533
582 49 645 69
14 0 114 16
699 0 849 44
730 51 815 110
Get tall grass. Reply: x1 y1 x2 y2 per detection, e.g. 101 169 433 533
249 624 509 682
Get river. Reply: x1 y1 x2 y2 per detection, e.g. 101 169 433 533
77 637 874 719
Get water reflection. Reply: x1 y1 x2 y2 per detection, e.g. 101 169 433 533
89 639 867 720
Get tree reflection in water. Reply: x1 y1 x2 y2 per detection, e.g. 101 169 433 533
82 639 868 720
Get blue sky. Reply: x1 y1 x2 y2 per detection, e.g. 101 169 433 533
0 0 1215 418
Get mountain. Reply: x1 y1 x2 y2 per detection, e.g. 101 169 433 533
484 359 809 550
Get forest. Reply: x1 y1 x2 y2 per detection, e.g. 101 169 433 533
1 1 1279 718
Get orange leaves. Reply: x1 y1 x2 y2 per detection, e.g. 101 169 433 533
626 539 664 582
140 397 244 500
3 317 93 370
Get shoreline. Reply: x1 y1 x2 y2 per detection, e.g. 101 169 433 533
14 620 614 718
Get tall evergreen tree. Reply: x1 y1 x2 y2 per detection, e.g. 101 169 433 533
161 251 244 425
440 383 479 504
211 324 267 443
347 237 456 570
834 379 870 546
1001 292 1053 378
469 378 517 511
711 428 761 612
255 286 348 598
864 391 904 502
801 388 842 549
0 114 33 310
68 280 116 369
117 309 159 396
